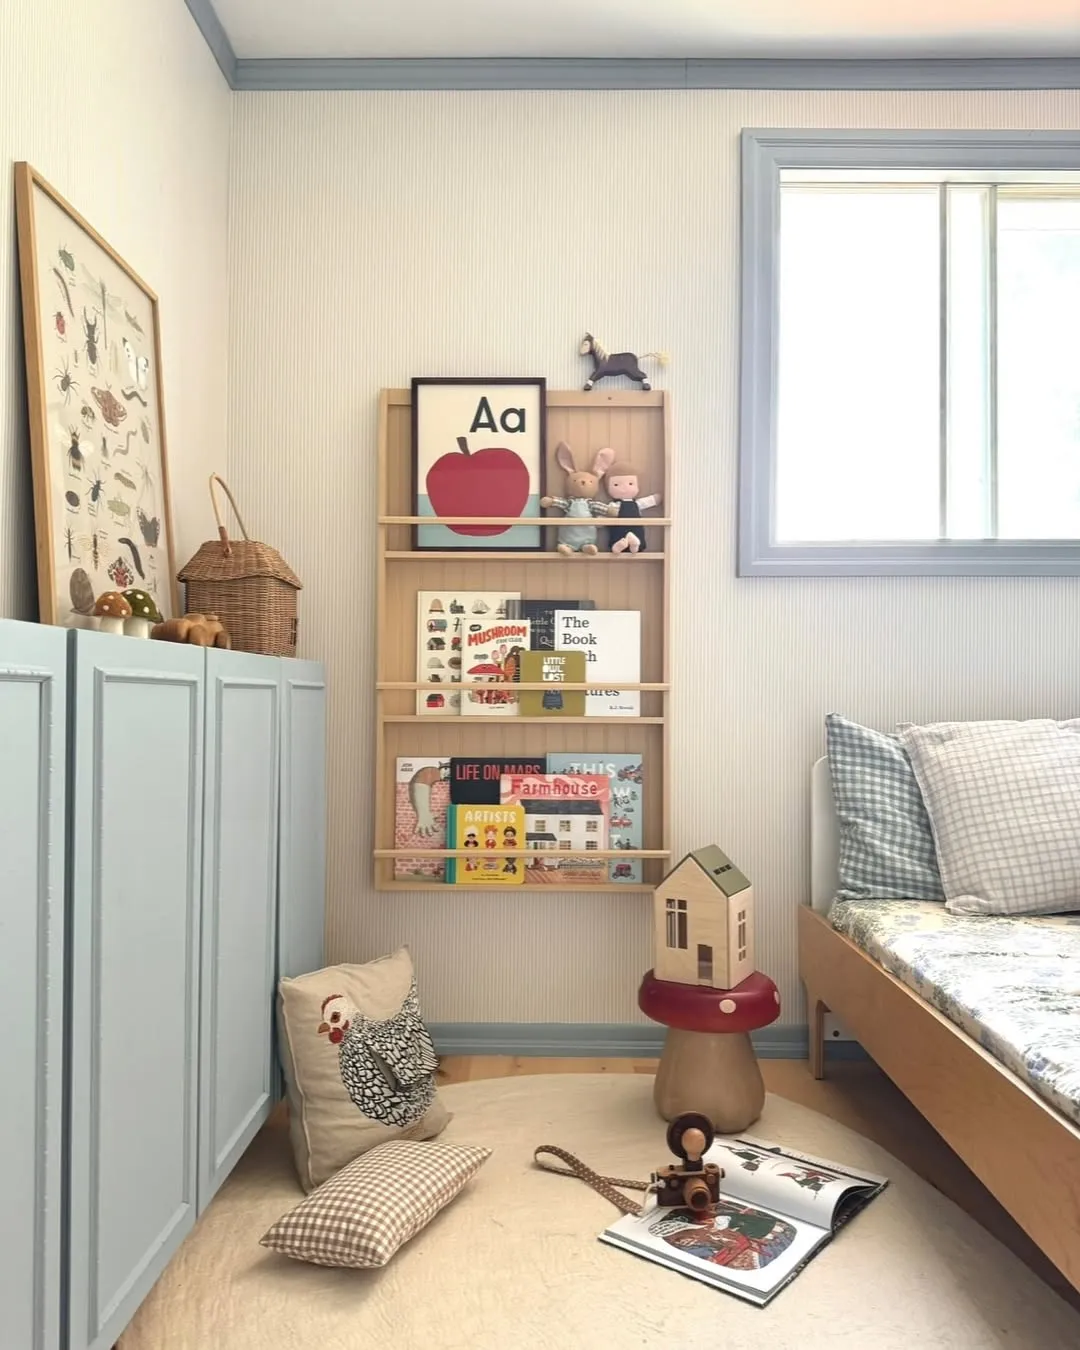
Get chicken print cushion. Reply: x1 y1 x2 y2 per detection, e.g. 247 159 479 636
278 948 449 1190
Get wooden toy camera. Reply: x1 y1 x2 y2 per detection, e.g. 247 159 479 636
653 1112 724 1212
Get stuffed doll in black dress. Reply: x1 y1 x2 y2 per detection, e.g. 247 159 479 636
602 459 662 554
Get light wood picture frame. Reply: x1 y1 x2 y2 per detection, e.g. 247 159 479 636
14 163 179 626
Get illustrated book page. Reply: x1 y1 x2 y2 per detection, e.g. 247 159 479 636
553 610 641 716
547 753 643 881
499 772 610 884
518 651 587 717
393 757 450 881
445 803 525 884
460 617 530 716
415 591 518 715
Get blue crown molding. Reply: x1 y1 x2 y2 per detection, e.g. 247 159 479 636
429 1021 867 1060
184 0 238 86
231 55 1080 93
177 4 1080 95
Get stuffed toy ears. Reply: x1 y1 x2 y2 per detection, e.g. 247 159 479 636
591 446 616 476
554 441 577 474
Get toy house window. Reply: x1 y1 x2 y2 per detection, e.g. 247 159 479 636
697 944 713 981
665 898 688 950
740 131 1080 577
559 840 572 850
586 818 598 832
737 913 747 962
560 820 571 833
535 819 547 832
585 839 598 850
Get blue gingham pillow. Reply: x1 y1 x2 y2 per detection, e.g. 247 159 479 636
826 713 944 901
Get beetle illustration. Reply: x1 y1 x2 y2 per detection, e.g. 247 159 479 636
54 358 79 404
79 402 96 428
87 528 108 571
65 490 80 513
86 473 105 514
113 470 136 491
54 311 67 341
63 527 79 562
82 309 100 369
58 244 75 273
107 496 131 525
66 428 85 475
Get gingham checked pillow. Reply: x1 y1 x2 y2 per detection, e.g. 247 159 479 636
900 719 1080 916
260 1138 491 1267
826 714 944 901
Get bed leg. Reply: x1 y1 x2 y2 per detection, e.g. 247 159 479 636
807 991 828 1080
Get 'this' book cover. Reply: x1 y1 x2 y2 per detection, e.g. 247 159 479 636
499 772 610 884
547 754 643 882
445 803 526 885
553 610 641 717
460 617 531 715
518 651 587 717
394 758 451 881
449 755 547 805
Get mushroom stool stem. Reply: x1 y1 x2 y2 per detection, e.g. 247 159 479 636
654 1028 764 1132
639 970 781 1134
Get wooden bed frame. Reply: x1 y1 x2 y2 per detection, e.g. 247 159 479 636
801 757 1080 1294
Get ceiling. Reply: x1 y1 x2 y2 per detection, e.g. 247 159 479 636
211 0 1080 61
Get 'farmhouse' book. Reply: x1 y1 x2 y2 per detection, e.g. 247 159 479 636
553 609 641 717
499 772 610 884
449 756 547 806
601 1135 887 1306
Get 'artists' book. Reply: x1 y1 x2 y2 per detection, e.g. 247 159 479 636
600 1135 887 1306
546 753 643 881
460 617 531 715
444 803 526 885
393 757 451 881
553 609 641 717
505 598 596 651
415 591 518 716
499 772 610 884
518 651 587 717
449 756 547 806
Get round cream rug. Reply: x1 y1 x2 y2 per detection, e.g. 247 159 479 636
120 1074 1079 1350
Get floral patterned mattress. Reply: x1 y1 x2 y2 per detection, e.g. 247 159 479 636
829 898 1080 1127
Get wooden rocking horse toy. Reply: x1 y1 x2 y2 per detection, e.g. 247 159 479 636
579 333 669 391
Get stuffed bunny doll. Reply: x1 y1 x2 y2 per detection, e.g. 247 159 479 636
541 441 616 555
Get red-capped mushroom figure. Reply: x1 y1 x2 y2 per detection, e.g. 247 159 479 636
639 970 781 1132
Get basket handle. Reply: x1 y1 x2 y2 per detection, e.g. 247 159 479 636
208 474 251 556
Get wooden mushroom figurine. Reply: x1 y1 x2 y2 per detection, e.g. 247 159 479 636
122 589 162 639
93 591 132 636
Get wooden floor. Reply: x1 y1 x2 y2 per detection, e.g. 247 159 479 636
440 1054 1078 1309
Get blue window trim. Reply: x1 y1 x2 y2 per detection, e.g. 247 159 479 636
739 129 1080 578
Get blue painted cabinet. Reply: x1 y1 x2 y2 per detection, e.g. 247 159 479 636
198 650 281 1210
279 659 327 980
67 632 205 1350
0 621 67 1350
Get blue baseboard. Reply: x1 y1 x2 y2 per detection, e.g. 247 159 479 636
430 1022 868 1061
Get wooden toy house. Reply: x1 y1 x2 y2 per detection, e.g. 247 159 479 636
653 846 754 990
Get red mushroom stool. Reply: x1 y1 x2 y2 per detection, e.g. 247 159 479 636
638 970 781 1133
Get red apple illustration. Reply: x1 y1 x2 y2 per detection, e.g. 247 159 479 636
425 436 529 536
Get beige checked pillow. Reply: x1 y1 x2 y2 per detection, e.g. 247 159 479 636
260 1139 491 1267
278 948 450 1191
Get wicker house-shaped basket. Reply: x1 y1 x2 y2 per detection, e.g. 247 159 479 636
179 476 301 657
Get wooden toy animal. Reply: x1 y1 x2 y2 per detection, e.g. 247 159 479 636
151 612 232 648
540 441 616 555
579 333 669 391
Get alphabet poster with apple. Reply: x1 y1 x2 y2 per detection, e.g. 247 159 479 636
412 377 546 550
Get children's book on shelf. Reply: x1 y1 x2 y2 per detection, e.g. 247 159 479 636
449 756 547 806
600 1135 887 1306
393 757 451 881
445 803 526 884
518 651 587 717
553 610 641 717
460 617 530 715
415 591 518 716
499 771 610 884
547 753 643 881
505 598 596 651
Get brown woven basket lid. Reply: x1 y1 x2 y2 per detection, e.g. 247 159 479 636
178 475 301 589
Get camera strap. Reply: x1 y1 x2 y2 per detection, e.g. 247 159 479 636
533 1144 651 1217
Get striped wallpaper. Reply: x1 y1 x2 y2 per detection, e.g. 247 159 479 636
227 85 1079 1024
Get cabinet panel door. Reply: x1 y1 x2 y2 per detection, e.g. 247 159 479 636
67 634 204 1350
0 622 66 1350
278 660 326 979
198 650 280 1210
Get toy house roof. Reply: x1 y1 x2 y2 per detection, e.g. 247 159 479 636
665 846 750 899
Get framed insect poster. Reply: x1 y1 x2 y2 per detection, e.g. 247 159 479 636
411 377 546 550
14 162 178 626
